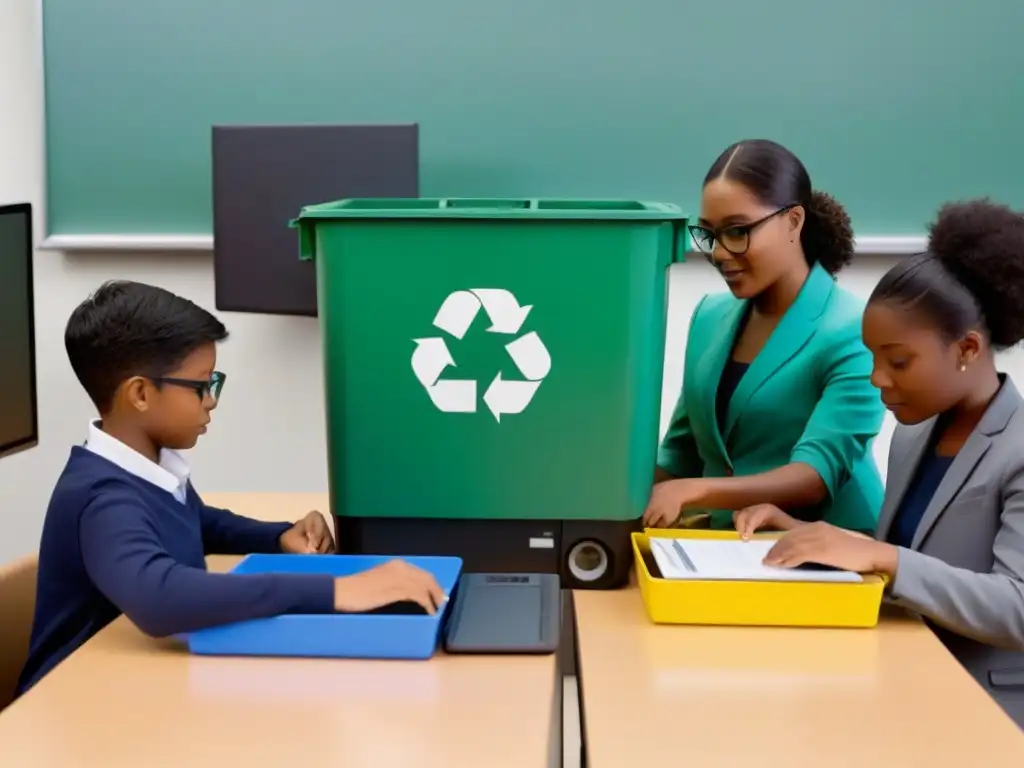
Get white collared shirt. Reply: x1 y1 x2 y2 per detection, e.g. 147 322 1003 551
84 420 191 504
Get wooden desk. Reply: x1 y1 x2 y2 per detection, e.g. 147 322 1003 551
0 494 560 767
574 587 1024 767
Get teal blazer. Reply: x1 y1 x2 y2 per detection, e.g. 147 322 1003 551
657 264 885 531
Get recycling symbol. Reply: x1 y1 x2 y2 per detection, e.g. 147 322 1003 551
411 289 551 422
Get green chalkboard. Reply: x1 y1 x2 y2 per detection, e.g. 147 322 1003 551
43 0 1024 238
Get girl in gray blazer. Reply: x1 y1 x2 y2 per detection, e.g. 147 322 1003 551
737 199 1024 728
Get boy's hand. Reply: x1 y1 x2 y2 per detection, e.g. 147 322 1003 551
333 559 448 615
280 511 336 554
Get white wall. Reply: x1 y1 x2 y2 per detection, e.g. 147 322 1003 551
2 0 1021 564
0 1 329 565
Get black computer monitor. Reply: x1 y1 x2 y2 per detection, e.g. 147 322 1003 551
0 203 38 458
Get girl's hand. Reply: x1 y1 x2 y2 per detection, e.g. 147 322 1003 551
763 522 896 576
732 504 802 539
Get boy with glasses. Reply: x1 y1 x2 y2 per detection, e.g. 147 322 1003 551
18 281 444 695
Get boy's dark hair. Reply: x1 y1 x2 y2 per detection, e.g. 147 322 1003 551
704 139 855 275
869 199 1024 351
65 281 229 412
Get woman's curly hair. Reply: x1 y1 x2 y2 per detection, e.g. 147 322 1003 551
805 191 854 275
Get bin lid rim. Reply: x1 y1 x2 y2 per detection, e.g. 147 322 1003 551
292 197 688 222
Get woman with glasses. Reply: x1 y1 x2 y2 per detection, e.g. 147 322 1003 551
643 139 885 533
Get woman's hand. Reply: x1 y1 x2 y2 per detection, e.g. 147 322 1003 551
643 479 711 527
732 504 802 539
763 521 897 576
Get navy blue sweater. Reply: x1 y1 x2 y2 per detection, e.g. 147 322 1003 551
17 447 335 695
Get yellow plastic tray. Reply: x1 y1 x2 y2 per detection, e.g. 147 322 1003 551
633 529 886 628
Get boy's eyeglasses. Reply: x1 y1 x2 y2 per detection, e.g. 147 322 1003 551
688 205 794 258
150 371 226 401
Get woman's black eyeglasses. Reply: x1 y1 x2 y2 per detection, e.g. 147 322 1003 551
688 205 794 257
150 371 227 401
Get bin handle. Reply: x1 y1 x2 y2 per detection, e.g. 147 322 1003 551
290 217 315 262
672 221 691 264
438 198 538 210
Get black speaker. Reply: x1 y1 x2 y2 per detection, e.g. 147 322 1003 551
333 514 638 590
559 518 639 590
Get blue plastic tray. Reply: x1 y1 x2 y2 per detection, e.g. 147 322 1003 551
186 554 463 659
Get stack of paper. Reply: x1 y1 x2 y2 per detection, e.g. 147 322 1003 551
649 538 863 583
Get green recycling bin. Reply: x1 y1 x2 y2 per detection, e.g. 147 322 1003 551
293 198 687 589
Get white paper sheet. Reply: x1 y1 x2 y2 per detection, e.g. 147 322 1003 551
649 538 863 583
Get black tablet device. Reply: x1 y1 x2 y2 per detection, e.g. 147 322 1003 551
443 573 561 655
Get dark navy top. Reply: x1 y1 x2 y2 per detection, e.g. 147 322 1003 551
886 451 956 549
716 359 750 432
16 448 335 696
